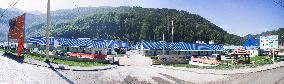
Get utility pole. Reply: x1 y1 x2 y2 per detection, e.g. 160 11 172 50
171 20 174 43
162 34 165 57
167 19 169 32
272 48 275 63
7 31 9 51
45 0 51 62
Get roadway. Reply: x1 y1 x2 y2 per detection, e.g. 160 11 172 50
1 51 284 84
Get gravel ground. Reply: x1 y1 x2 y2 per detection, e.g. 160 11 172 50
51 50 228 84
0 51 228 84
208 66 284 84
0 53 68 84
3 51 284 84
54 66 228 84
275 77 284 84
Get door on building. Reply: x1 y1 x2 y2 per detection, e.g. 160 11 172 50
66 47 69 52
108 49 112 55
82 48 85 53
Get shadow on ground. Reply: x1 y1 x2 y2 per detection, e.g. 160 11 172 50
46 62 75 84
2 52 24 63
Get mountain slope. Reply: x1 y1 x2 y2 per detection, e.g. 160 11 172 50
29 6 242 45
0 8 44 41
1 6 131 41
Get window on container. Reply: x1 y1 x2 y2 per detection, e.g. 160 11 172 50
99 51 102 54
166 51 169 55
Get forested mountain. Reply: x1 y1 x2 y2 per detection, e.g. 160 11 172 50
0 8 44 42
28 6 242 45
26 6 133 38
1 6 242 45
1 6 127 41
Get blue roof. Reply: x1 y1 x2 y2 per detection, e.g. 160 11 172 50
113 42 129 48
243 38 260 49
27 37 116 48
27 37 55 45
101 40 129 48
134 41 223 51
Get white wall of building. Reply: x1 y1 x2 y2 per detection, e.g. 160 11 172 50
247 50 258 57
27 44 109 55
158 55 190 64
143 50 222 56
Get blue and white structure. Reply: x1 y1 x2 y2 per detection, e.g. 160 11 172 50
243 38 260 56
105 40 129 54
132 41 224 56
243 38 260 50
27 37 129 55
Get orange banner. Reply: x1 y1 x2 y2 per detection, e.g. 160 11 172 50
17 35 24 57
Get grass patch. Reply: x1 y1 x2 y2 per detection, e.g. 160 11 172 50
24 53 109 67
51 59 108 67
4 50 109 67
147 56 158 59
4 50 17 55
23 53 47 61
0 48 5 53
164 56 274 70
115 54 125 57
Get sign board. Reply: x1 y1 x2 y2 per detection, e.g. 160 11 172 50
260 35 278 49
54 39 59 48
33 48 38 53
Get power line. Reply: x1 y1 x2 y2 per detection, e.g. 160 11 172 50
273 0 284 8
72 0 80 12
1 0 20 18
72 0 86 19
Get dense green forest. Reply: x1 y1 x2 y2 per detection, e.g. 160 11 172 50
29 6 242 45
0 6 245 45
1 6 281 45
0 8 44 41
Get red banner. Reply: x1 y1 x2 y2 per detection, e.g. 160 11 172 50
9 14 25 39
17 35 24 57
9 13 25 57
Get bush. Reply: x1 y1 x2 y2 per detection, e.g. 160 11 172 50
25 53 109 67
164 56 276 70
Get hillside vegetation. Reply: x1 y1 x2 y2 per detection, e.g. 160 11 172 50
30 6 242 45
1 6 242 45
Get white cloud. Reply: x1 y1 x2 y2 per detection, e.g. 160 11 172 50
219 25 230 30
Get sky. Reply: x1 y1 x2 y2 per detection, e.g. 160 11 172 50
0 0 283 36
